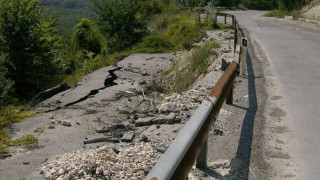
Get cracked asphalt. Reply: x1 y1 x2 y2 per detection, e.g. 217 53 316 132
0 53 174 180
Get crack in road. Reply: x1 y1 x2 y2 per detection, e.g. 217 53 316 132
45 67 122 112
63 67 122 108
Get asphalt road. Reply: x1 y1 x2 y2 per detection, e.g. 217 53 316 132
229 11 320 179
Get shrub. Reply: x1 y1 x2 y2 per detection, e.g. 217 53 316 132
0 54 16 107
140 35 173 52
165 17 204 50
182 39 195 51
139 0 164 16
71 18 105 55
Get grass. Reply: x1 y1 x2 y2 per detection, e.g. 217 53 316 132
174 41 220 92
264 10 301 20
155 41 220 93
189 41 220 74
0 106 37 154
0 106 35 128
0 130 38 154
162 63 176 77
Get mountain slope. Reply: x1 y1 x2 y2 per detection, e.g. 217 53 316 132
42 0 94 37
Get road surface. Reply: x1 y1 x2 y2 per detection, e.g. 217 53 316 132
230 11 320 179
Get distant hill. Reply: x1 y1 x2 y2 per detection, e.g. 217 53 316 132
42 0 95 37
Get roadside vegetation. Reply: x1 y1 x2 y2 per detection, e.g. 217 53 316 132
175 41 220 92
0 106 36 154
263 0 312 19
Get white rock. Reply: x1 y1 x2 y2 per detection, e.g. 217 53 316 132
158 102 177 113
285 16 293 20
58 168 64 175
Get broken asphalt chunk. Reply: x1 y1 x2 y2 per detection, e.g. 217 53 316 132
96 124 125 133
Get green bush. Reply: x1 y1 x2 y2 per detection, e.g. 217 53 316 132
182 39 195 51
155 17 170 32
139 0 164 17
165 17 204 50
71 18 105 55
0 54 16 107
139 35 173 52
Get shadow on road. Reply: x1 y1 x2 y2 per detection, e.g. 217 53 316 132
233 50 258 179
199 47 257 180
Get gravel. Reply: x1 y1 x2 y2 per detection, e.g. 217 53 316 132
41 143 159 180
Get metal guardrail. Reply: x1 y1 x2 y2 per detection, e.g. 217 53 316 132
145 13 247 180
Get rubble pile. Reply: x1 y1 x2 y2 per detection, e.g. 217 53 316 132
41 143 158 180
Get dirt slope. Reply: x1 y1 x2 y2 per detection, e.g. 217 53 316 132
302 0 320 19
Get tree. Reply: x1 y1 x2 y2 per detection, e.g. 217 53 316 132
0 53 16 107
91 0 148 52
71 18 104 55
0 0 63 100
278 0 309 10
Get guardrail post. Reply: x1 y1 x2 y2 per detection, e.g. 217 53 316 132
232 16 235 26
196 138 208 169
226 85 234 104
234 20 237 53
224 14 227 24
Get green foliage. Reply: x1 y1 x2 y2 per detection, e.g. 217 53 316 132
0 130 10 154
0 129 38 154
278 0 310 10
164 16 204 50
91 0 149 52
190 41 220 74
0 0 64 100
175 41 220 92
162 65 176 76
264 10 288 18
71 18 105 55
0 53 16 107
0 106 35 128
240 0 278 10
174 0 214 7
139 35 173 52
264 9 301 19
10 135 38 146
139 0 165 17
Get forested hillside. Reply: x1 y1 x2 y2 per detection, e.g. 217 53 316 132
41 0 312 37
42 0 94 37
